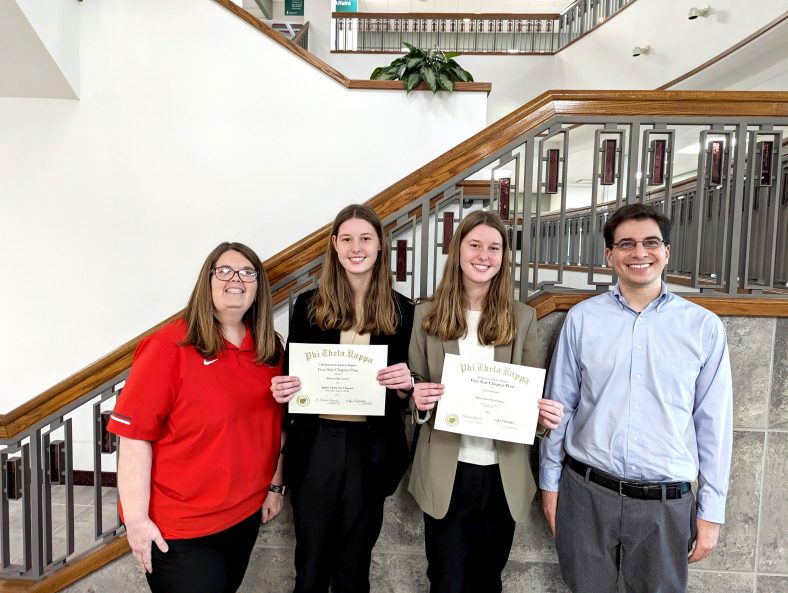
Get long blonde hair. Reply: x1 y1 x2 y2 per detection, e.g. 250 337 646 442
183 242 283 365
310 204 399 335
422 210 515 345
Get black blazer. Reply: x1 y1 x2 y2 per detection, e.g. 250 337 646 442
282 288 414 497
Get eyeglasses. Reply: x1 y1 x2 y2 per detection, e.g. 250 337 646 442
610 238 667 251
211 266 258 283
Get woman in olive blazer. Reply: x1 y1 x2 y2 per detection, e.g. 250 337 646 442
408 299 539 522
407 210 563 593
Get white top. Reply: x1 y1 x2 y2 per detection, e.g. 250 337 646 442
457 310 498 466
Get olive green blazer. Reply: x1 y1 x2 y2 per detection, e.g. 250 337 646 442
407 300 540 522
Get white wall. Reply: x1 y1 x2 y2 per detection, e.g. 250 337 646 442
14 0 81 97
307 0 788 123
0 0 487 413
0 0 79 99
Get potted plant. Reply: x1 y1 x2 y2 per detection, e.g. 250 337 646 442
370 43 474 93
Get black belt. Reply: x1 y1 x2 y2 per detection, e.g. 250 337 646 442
567 457 691 500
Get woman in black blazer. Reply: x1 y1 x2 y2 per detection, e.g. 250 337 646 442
271 204 414 593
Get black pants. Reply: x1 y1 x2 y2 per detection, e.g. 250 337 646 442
146 509 261 593
290 420 385 593
423 462 515 593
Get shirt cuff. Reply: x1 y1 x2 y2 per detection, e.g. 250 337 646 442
539 466 562 492
696 493 726 524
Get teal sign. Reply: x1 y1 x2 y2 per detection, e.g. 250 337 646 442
334 0 358 12
285 0 304 16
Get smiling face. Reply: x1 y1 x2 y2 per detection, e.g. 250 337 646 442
210 249 257 318
606 218 670 295
459 223 503 292
331 217 381 283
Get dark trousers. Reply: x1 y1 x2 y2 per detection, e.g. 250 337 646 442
423 462 516 593
556 463 696 593
290 420 385 593
146 509 261 593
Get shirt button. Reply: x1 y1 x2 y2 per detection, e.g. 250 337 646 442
631 465 637 470
637 345 642 350
634 405 640 410
636 374 641 379
633 436 638 441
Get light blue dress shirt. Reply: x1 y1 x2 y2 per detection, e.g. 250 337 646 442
539 283 733 523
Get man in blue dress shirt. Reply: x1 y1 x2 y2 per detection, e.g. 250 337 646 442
540 203 733 593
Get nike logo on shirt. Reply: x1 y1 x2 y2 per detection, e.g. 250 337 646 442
204 359 218 366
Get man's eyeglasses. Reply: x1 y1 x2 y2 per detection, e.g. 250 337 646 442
610 238 667 251
212 266 258 283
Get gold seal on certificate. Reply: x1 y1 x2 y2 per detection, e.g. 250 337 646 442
288 344 388 416
435 353 546 444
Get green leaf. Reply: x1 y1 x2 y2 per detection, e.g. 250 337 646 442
451 67 469 82
405 72 421 92
370 67 383 80
437 73 454 92
402 42 418 53
421 67 437 93
407 57 423 70
397 64 407 78
444 51 460 59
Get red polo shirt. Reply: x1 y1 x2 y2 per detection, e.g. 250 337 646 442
108 319 283 539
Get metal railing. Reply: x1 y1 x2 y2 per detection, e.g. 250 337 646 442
275 118 787 311
2 98 787 583
0 375 126 580
331 0 634 54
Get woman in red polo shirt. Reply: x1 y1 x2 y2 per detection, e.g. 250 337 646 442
108 242 284 593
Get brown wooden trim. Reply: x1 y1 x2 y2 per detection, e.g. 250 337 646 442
2 90 787 440
212 0 492 93
530 291 788 319
345 80 491 93
554 0 640 54
331 12 560 20
213 0 351 87
0 536 130 593
291 21 309 46
0 311 181 440
659 11 788 90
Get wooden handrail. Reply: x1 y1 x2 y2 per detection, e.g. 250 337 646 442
212 0 490 93
291 21 309 46
0 536 130 593
1 90 787 441
659 10 788 90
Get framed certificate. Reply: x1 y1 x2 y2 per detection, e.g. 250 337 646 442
288 343 388 415
435 353 546 444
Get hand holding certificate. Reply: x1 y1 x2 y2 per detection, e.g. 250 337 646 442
288 344 388 416
435 354 546 444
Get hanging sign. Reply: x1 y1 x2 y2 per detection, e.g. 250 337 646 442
285 0 304 16
334 0 358 12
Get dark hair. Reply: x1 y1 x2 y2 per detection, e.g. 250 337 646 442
310 204 399 335
603 204 671 248
422 210 515 345
183 241 283 365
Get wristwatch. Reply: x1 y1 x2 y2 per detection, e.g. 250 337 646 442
269 483 287 495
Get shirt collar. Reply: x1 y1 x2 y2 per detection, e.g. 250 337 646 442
611 281 671 313
223 325 255 352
